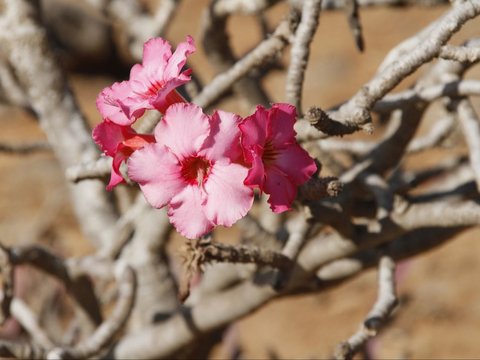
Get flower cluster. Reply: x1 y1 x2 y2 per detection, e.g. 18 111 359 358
93 36 316 239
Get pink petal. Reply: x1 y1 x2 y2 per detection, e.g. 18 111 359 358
239 105 268 152
129 64 157 97
168 185 213 239
243 145 266 188
264 166 297 213
154 103 210 161
267 103 297 146
273 144 317 185
142 37 172 73
203 161 253 227
92 120 134 156
107 152 128 190
150 76 190 112
164 36 196 80
200 110 243 162
128 143 185 208
96 81 138 126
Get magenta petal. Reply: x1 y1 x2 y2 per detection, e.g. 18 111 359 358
142 37 172 72
243 146 266 188
200 110 243 162
239 105 268 150
168 185 213 239
164 36 196 80
264 166 297 213
267 103 297 145
204 162 253 227
92 120 133 156
107 152 128 190
128 143 185 208
96 81 136 126
274 144 317 186
154 103 210 161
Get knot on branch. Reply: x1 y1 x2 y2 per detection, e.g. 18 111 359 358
179 237 293 302
306 106 367 137
298 176 343 201
333 341 354 360
181 237 293 272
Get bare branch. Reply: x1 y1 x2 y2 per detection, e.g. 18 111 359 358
194 11 299 108
455 99 480 190
0 245 13 324
0 0 118 247
65 157 111 183
108 0 181 61
0 141 50 155
183 237 293 271
297 1 480 139
439 43 480 63
8 245 102 326
48 265 136 359
10 298 55 350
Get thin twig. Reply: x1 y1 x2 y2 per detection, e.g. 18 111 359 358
344 0 364 51
334 256 397 360
285 0 323 112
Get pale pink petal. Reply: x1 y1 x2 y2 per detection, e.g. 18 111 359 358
129 63 158 97
164 36 196 79
168 185 213 239
142 37 172 72
200 110 243 162
267 103 297 146
96 81 137 126
273 144 317 185
92 121 133 156
264 166 297 213
154 103 210 161
243 145 265 188
239 105 268 151
128 144 185 208
203 161 253 227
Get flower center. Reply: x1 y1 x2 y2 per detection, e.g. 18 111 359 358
147 79 165 96
181 156 211 186
262 140 278 166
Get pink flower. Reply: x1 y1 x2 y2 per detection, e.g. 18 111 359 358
92 120 154 190
239 103 317 213
96 36 196 125
128 36 195 114
128 103 254 239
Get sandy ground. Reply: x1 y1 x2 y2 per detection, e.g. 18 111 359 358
1 1 480 358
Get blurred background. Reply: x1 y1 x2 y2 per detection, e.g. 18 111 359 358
1 0 480 358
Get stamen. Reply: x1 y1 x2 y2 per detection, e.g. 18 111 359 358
262 141 278 165
181 156 212 186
